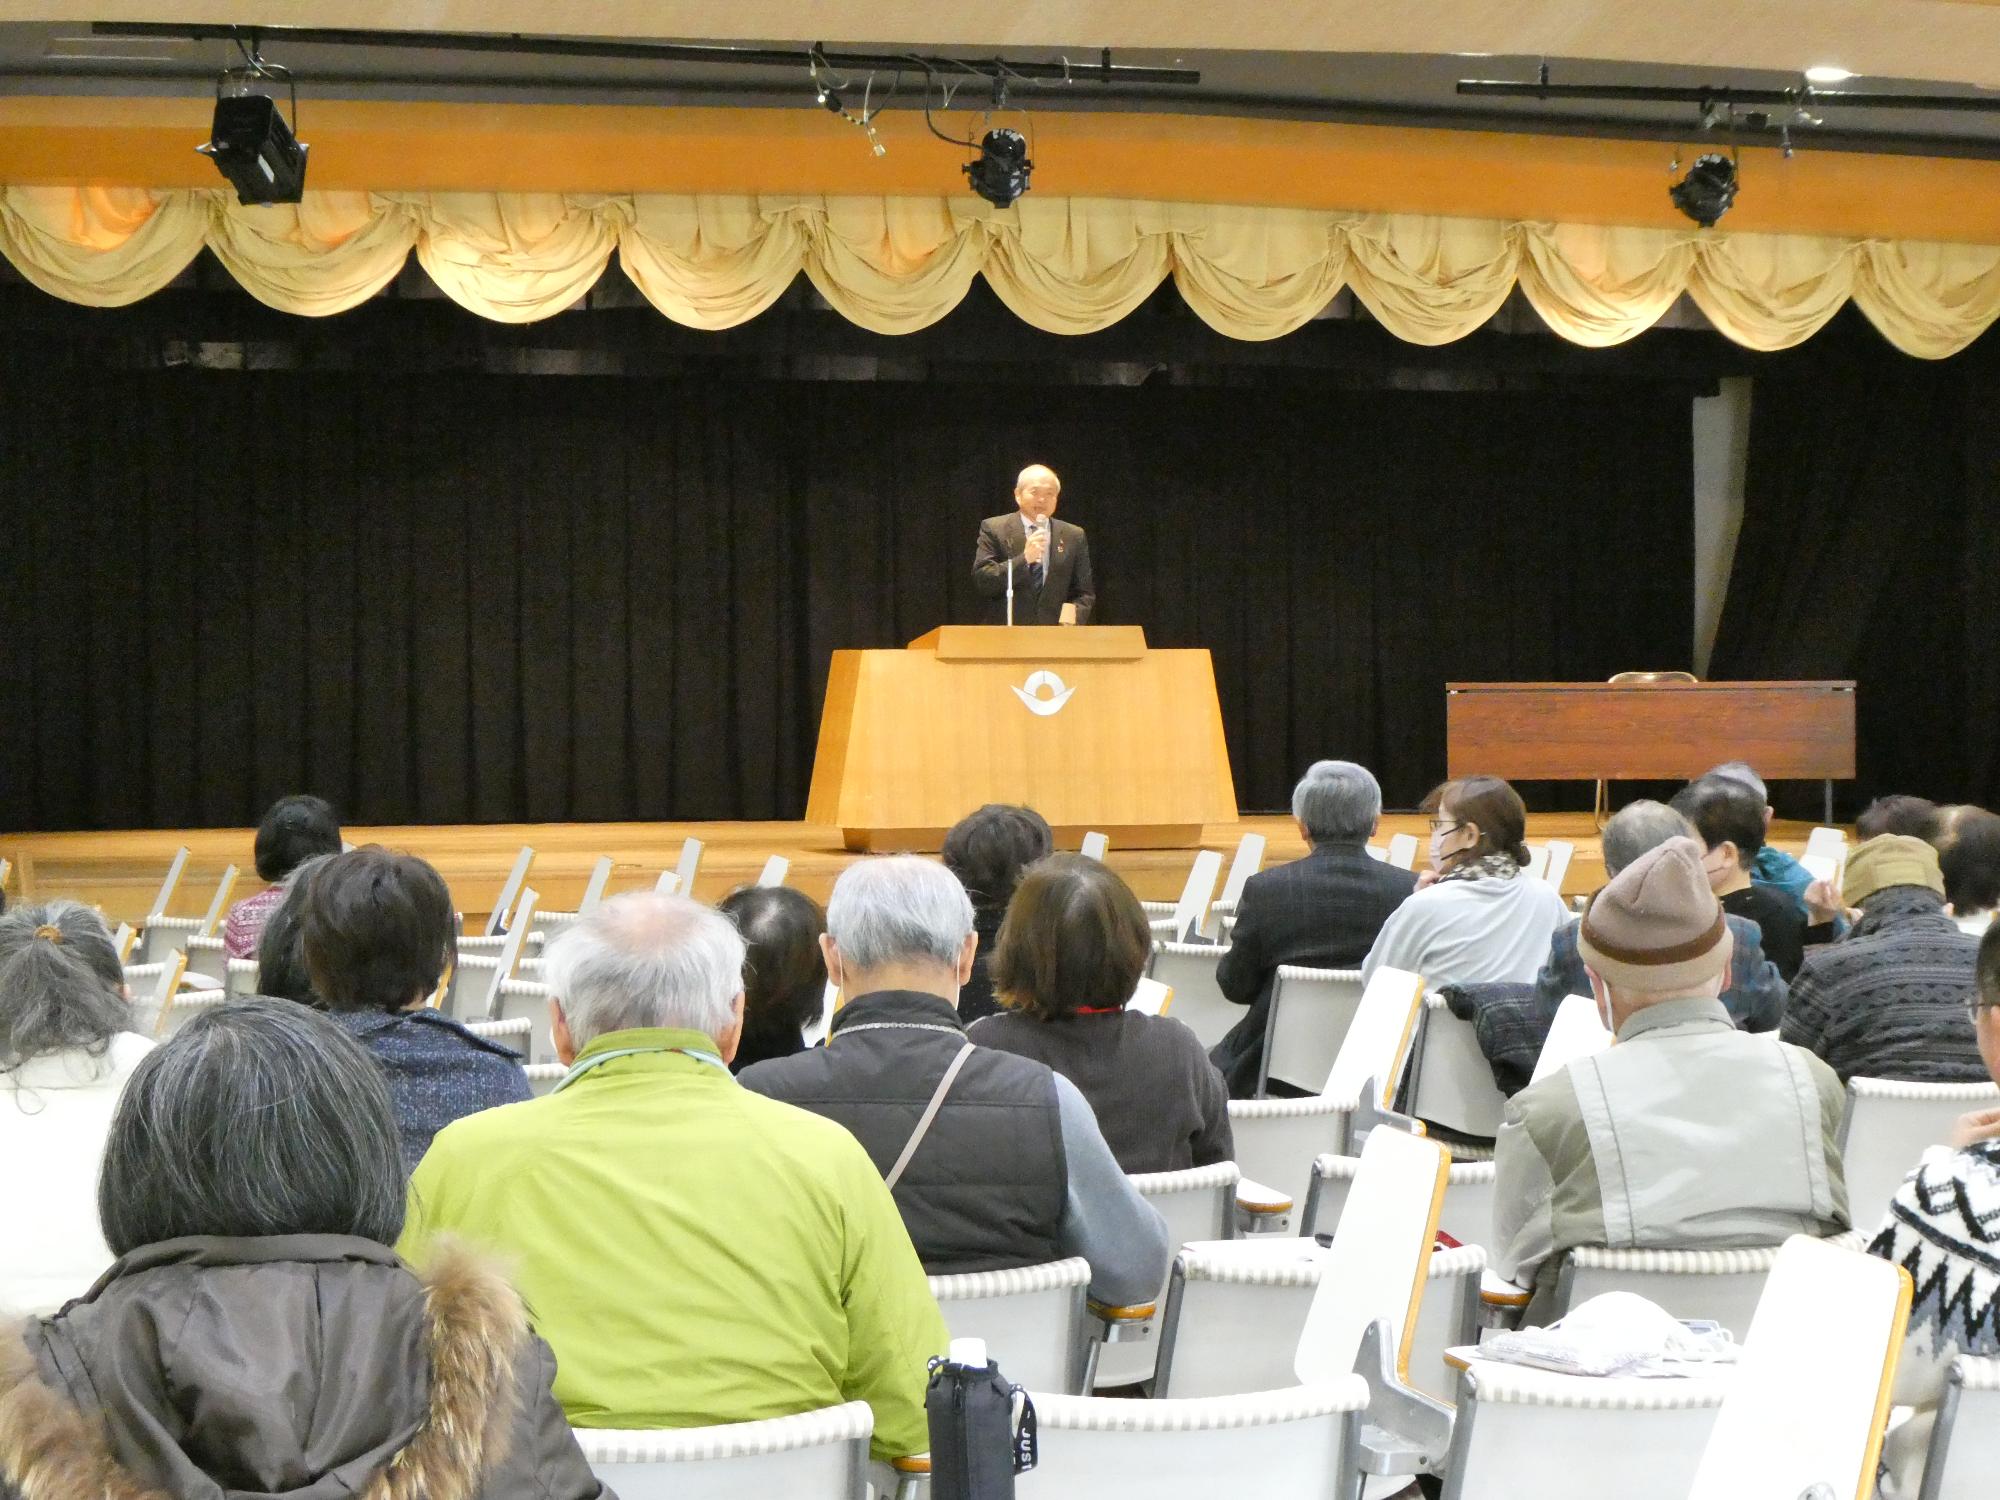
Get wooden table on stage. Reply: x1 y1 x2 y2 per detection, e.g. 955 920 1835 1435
1445 680 1856 818
807 625 1239 852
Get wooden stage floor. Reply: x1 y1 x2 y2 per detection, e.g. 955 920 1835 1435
1 814 1835 930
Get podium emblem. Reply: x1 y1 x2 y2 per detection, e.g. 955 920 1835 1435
1012 670 1076 717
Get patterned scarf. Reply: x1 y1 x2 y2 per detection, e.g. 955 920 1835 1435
1435 851 1526 885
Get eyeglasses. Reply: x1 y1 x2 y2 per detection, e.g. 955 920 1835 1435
1427 818 1462 835
1968 1000 1998 1024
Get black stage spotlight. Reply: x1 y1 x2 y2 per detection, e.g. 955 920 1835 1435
198 68 307 204
1669 152 1738 227
964 128 1033 208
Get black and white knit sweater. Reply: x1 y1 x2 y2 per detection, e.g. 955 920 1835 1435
1868 1139 2000 1496
1778 887 1985 1083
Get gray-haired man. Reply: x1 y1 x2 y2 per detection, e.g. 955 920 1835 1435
740 855 1169 1306
1210 760 1418 1097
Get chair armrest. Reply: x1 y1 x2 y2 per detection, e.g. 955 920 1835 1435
1234 1177 1295 1236
1087 1299 1157 1342
891 1456 932 1474
1478 1268 1532 1332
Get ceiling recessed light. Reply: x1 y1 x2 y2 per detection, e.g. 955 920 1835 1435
1804 65 1853 85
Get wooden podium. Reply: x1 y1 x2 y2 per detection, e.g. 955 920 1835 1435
807 626 1238 852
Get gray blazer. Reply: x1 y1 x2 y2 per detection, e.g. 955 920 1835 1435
971 512 1096 624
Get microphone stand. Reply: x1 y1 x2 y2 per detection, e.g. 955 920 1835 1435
1005 554 1014 627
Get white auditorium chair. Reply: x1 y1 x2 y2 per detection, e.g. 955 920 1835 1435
463 1014 537 1061
1144 942 1236 1050
1143 849 1225 943
1549 1239 1859 1342
183 932 228 985
574 1400 872 1500
928 1257 1092 1395
524 1062 565 1097
1405 992 1508 1141
133 846 193 963
1092 1162 1239 1390
1302 1155 1496 1255
1197 834 1264 940
1686 1233 1911 1500
1437 1357 1729 1500
224 957 260 998
154 986 229 1036
1256 965 1366 1097
1915 1354 2000 1500
1013 1385 1366 1500
488 978 557 1062
483 845 537 936
139 862 237 966
1839 1076 2000 1229
450 889 539 1020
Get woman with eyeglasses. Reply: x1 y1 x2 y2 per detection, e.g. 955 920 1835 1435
1866 921 2000 1498
1361 775 1570 987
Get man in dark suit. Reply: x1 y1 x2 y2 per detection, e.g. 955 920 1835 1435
971 464 1096 625
1211 761 1418 1098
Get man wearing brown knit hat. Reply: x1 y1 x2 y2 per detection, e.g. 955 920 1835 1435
1491 836 1850 1318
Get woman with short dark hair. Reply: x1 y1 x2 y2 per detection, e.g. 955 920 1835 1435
0 1001 605 1500
223 793 343 958
1362 775 1570 987
942 803 1054 1023
718 885 828 1072
970 854 1232 1173
0 900 152 1312
298 847 528 1171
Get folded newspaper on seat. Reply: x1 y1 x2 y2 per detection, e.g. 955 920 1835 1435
1466 1291 1740 1378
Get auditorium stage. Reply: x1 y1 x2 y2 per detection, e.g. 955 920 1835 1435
1 814 1835 930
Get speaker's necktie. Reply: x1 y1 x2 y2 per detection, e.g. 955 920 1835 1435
1027 524 1046 591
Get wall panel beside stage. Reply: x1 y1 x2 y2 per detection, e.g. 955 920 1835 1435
0 354 1693 832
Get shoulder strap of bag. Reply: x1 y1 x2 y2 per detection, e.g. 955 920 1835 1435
884 1042 977 1191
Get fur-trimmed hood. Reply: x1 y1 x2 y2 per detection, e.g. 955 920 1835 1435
0 1235 535 1500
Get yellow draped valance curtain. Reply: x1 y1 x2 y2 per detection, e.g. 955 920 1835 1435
5 185 2000 358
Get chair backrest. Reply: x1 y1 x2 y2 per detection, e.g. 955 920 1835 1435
1259 965 1366 1096
1080 831 1109 861
156 986 228 1037
491 979 557 1063
676 836 706 899
1200 834 1266 939
1387 832 1419 870
1440 1359 1729 1500
1168 849 1225 943
928 1258 1091 1395
197 865 239 938
1014 1384 1364 1500
654 869 680 895
183 933 228 984
1226 1096 1356 1210
573 1400 872 1500
1687 1234 1911 1500
1530 994 1613 1085
224 957 260 999
1408 993 1508 1139
525 1061 565 1097
113 922 137 962
1095 1163 1240 1389
474 888 538 1021
146 845 191 922
1840 1077 2000 1228
1541 839 1576 892
756 855 790 888
1920 1355 2000 1500
1554 1239 1871 1342
1324 967 1427 1116
578 855 616 914
1523 844 1551 881
485 845 536 936
1144 943 1235 1050
1129 975 1171 1016
1302 1155 1495 1254
1295 1126 1449 1386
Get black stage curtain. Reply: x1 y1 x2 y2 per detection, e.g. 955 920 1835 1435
1709 339 2000 815
0 370 1693 830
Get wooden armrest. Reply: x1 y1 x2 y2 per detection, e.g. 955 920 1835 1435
891 1455 932 1474
1478 1269 1532 1307
1235 1178 1294 1214
1087 1299 1158 1323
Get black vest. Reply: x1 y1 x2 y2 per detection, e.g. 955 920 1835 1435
739 990 1067 1274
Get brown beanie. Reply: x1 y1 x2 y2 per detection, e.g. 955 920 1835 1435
1842 834 1945 906
1577 835 1734 994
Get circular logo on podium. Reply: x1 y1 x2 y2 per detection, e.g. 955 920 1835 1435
1012 670 1076 717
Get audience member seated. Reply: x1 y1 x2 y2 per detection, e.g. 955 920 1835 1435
1781 835 1987 1083
1363 775 1569 987
1866 922 2000 1498
223 793 342 959
1210 760 1416 1097
1450 801 1789 1099
2 1000 603 1499
1706 760 1816 915
742 857 1170 1302
1857 794 1944 844
299 847 528 1172
1492 838 1850 1319
251 852 332 1004
0 901 152 1313
717 885 828 1072
970 854 1233 1172
941 803 1053 1023
402 891 945 1456
1672 775 1836 980
1937 806 2000 936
